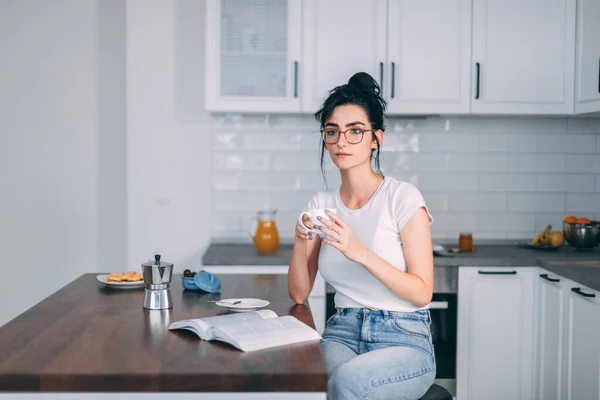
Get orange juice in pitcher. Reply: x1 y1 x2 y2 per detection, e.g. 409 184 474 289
251 209 280 254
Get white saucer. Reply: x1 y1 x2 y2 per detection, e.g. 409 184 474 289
432 243 456 257
96 274 145 289
215 298 270 312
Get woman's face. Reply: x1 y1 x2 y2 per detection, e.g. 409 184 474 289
322 104 382 171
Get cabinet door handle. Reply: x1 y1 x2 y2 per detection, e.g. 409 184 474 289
475 62 481 99
390 62 396 99
540 273 560 283
571 287 596 298
597 57 600 94
379 62 384 96
293 61 299 98
478 270 517 275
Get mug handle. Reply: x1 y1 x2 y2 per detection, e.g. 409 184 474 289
297 212 312 231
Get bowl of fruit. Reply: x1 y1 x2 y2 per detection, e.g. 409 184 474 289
562 216 600 250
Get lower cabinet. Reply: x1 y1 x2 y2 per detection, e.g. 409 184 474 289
456 266 535 400
201 265 327 334
459 266 600 400
533 268 600 400
534 269 568 400
565 279 600 400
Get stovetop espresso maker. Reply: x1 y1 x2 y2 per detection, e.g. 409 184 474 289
142 254 173 310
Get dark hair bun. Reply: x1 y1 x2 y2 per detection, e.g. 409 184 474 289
314 71 386 133
347 72 381 96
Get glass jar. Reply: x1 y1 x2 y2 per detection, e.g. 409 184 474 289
458 232 474 252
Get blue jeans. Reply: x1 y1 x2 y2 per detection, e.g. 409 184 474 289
321 307 436 400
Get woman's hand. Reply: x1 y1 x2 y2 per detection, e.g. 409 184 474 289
295 213 317 242
317 210 367 263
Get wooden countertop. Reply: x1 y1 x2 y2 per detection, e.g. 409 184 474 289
0 273 327 392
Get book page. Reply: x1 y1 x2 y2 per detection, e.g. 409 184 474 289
207 309 277 329
214 316 321 352
168 310 277 341
168 319 212 340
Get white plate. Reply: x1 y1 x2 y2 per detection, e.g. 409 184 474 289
215 298 270 312
96 274 145 289
432 243 456 257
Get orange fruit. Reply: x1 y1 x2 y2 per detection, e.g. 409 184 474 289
575 217 591 224
563 216 577 223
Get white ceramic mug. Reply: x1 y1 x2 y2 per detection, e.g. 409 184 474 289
297 208 337 237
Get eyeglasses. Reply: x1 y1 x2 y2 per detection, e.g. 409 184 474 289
320 128 374 144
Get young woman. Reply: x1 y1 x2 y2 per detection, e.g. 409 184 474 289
288 72 436 400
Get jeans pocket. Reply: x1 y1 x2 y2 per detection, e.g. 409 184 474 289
391 316 430 340
326 309 341 326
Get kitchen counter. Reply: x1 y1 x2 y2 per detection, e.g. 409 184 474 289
0 273 327 396
202 242 600 291
538 259 600 293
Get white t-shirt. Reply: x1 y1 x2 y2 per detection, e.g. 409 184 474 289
305 176 433 312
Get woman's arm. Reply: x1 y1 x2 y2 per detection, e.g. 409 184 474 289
288 218 322 304
357 207 433 307
320 208 433 307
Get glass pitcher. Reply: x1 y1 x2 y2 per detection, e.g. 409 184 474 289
250 209 280 254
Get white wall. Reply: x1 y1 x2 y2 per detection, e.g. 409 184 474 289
0 0 101 326
210 115 600 242
126 0 211 271
0 0 211 326
97 0 127 270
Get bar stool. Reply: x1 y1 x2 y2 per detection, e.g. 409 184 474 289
419 383 453 400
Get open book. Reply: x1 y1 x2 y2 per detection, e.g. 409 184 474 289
168 310 321 352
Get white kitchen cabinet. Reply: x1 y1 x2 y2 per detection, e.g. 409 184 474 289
534 268 568 400
300 0 387 113
205 0 302 112
565 281 600 400
205 0 592 116
209 0 470 114
302 0 471 115
574 0 600 114
386 0 472 114
456 266 535 400
201 265 327 334
471 0 576 114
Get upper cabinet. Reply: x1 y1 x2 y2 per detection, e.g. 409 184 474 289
471 0 576 114
386 0 472 114
301 0 472 115
205 0 600 116
207 0 470 114
574 0 600 114
300 0 387 113
205 0 302 112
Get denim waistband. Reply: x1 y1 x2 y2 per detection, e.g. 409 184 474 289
334 307 430 321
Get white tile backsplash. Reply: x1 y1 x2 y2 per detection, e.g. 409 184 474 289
446 154 507 172
447 193 507 212
536 174 596 192
478 133 538 153
506 154 566 172
210 115 600 241
506 194 566 212
478 173 538 192
537 134 597 153
565 193 600 213
415 173 479 192
418 133 479 152
565 155 600 173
